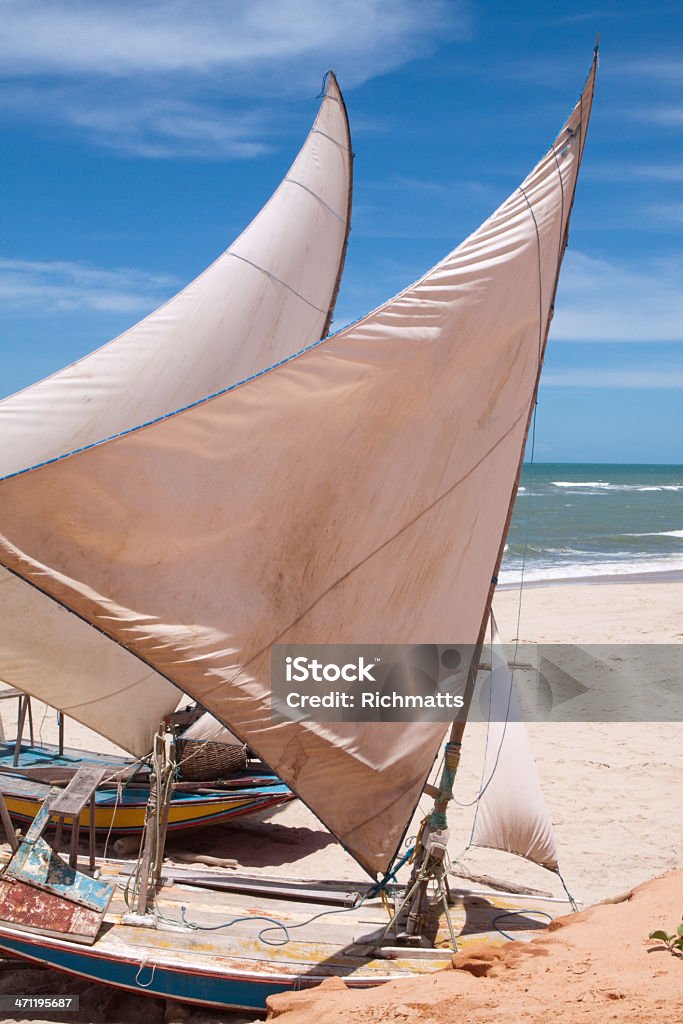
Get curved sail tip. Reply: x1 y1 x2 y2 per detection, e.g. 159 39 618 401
325 69 341 97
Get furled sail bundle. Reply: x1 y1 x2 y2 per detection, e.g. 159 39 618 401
0 61 595 875
470 616 559 869
0 74 352 757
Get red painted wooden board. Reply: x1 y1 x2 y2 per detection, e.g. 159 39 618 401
0 878 103 944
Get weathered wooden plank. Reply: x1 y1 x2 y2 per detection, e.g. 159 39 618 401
99 920 450 978
164 873 372 906
0 878 103 944
5 836 114 913
50 765 108 816
22 788 60 842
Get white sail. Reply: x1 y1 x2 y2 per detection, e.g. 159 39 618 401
0 61 595 875
469 615 559 869
0 73 352 757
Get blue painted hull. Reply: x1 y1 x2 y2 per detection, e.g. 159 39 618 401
0 928 310 1011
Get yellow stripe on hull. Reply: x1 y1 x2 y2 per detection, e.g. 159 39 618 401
3 791 287 835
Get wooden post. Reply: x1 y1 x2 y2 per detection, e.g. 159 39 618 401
154 736 174 885
135 780 157 915
0 791 18 852
54 818 64 853
88 796 97 872
69 813 80 870
134 727 174 914
13 695 28 767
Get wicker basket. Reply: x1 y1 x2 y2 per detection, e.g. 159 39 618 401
176 739 248 782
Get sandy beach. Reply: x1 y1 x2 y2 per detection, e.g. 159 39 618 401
0 578 680 1021
266 870 683 1024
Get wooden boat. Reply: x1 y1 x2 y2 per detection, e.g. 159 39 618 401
0 773 292 837
0 52 597 1011
0 739 292 835
0 858 569 1012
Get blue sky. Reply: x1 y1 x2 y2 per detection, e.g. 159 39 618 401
1 0 681 463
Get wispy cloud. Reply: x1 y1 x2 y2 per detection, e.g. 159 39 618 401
0 258 176 314
0 0 469 79
542 368 683 389
552 251 683 343
646 202 683 225
0 84 275 159
366 174 492 197
0 0 470 158
617 57 683 82
645 106 683 127
587 162 683 183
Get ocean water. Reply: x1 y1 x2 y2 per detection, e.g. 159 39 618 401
500 464 683 585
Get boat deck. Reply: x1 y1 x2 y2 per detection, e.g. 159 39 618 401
0 740 133 777
0 859 568 1010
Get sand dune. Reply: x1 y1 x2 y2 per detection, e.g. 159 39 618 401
266 871 683 1024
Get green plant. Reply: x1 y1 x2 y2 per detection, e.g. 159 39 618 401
649 922 683 957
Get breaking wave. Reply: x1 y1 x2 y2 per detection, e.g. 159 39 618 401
552 481 683 493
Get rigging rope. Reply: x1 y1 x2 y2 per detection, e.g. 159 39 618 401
168 891 367 948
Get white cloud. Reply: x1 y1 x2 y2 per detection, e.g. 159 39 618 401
0 258 176 314
635 165 683 182
588 162 683 183
552 250 683 343
646 106 683 127
617 57 683 82
0 0 469 157
0 0 468 80
542 368 683 389
58 91 271 159
646 202 683 225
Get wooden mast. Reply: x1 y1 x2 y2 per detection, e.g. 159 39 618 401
452 41 599 743
401 46 599 941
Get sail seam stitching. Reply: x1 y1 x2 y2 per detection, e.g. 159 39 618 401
310 128 351 152
284 177 346 223
226 253 327 313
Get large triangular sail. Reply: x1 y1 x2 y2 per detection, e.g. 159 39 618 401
0 60 595 875
0 74 352 757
